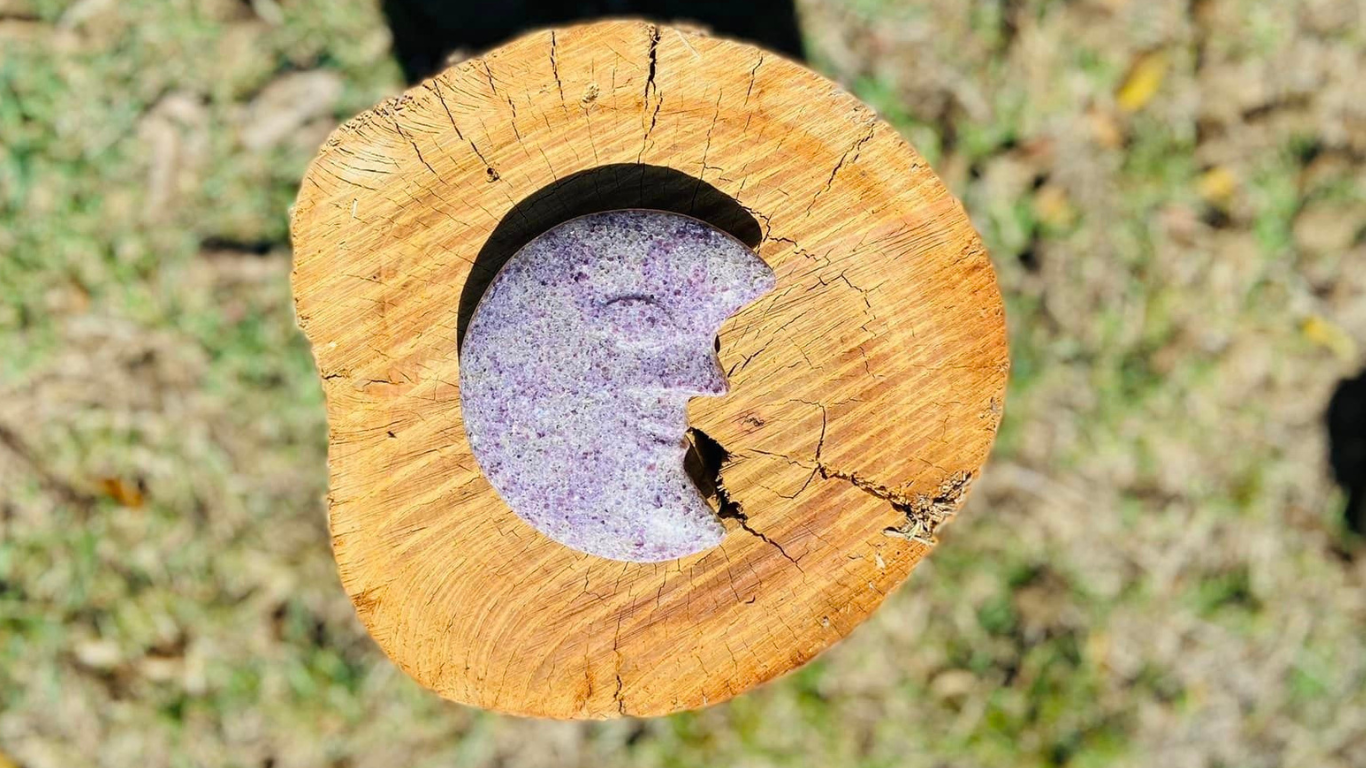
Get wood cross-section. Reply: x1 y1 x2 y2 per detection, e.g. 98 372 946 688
291 19 1008 718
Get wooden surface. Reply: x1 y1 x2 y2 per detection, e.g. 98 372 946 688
291 20 1008 718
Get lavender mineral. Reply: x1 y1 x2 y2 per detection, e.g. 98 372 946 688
459 210 776 562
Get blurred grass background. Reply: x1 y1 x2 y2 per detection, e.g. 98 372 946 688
2 0 1365 766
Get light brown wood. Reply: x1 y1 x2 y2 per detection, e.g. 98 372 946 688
291 20 1008 718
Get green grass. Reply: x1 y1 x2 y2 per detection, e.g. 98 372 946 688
3 0 1366 766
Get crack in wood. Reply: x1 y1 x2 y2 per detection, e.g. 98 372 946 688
744 54 764 106
687 427 801 568
643 24 660 102
735 401 972 544
637 24 663 162
639 96 663 163
805 123 877 215
549 31 564 103
691 91 724 209
427 78 499 180
481 60 498 95
611 614 627 714
613 674 626 714
389 115 436 175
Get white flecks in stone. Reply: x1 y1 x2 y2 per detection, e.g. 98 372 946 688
460 210 776 562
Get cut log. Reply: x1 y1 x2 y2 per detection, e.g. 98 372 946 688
291 19 1008 718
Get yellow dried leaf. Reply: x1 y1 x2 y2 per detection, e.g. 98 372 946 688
1197 166 1237 205
1034 184 1077 229
0 750 16 768
1117 50 1169 112
1301 315 1359 362
99 477 145 508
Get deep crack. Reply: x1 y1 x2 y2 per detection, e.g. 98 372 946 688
686 427 801 568
643 24 660 102
613 674 626 715
638 24 663 162
685 427 740 517
549 31 565 104
685 414 968 562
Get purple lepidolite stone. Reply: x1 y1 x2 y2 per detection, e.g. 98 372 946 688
459 210 776 562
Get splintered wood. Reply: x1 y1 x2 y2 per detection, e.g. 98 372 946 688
291 20 1008 718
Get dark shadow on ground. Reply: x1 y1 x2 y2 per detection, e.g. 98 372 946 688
381 0 804 83
1328 369 1366 534
455 163 761 352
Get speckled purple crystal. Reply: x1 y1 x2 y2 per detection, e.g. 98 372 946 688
459 210 776 562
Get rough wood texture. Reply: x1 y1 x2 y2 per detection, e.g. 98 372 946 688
291 20 1008 718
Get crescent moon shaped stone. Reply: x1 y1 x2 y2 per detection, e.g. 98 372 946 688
459 210 777 562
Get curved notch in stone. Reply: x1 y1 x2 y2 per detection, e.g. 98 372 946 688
460 210 776 562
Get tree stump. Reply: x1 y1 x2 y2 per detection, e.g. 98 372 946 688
291 20 1008 718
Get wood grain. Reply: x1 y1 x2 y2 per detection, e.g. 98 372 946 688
291 20 1008 718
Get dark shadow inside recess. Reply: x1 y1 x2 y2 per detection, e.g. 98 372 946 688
1328 368 1366 535
684 426 742 521
381 0 805 83
456 163 762 352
